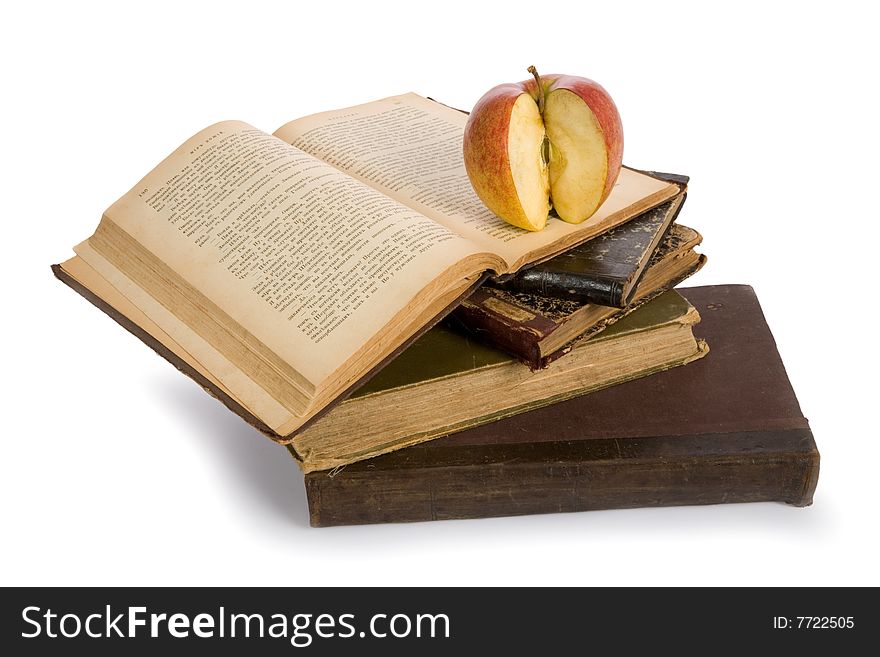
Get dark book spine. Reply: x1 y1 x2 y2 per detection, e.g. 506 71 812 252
496 271 626 307
446 288 560 370
305 429 820 527
451 255 706 370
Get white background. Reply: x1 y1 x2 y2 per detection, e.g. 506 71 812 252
2 0 878 586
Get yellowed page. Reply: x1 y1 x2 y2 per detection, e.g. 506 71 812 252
274 94 676 271
98 121 485 392
70 247 295 433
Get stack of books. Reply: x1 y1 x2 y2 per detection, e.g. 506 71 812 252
53 93 819 526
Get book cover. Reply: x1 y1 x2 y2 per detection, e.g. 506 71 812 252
492 175 688 307
292 289 706 471
451 224 706 368
305 284 820 527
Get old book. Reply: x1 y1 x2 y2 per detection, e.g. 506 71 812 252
293 289 706 471
305 284 820 527
492 183 687 307
55 257 706 472
54 93 680 453
452 224 706 368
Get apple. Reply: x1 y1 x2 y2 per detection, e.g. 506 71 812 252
463 66 624 231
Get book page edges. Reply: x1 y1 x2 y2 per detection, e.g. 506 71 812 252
75 217 499 433
53 255 492 447
296 335 709 473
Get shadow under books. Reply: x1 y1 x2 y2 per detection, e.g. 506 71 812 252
150 373 310 527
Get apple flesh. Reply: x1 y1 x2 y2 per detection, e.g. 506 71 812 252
463 68 623 231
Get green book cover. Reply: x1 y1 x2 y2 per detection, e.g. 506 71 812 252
291 288 707 472
355 289 696 396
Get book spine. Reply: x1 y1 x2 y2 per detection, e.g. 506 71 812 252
305 429 820 527
533 255 707 368
494 271 625 307
454 255 707 371
624 168 691 187
447 288 559 369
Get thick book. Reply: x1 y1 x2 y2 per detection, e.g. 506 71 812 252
291 289 705 471
54 93 680 450
304 284 820 527
451 223 706 368
54 257 706 472
493 173 688 307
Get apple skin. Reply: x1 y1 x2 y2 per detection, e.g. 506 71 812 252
462 83 541 231
463 73 624 230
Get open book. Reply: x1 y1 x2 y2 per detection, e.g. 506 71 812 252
58 93 679 441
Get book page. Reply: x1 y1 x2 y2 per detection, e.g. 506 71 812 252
96 121 486 392
274 94 676 272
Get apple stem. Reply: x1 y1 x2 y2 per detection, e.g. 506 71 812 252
528 65 545 115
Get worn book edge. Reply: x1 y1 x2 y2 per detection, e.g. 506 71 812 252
51 262 490 454
539 254 707 366
305 340 708 474
452 252 706 369
291 304 708 472
306 428 819 526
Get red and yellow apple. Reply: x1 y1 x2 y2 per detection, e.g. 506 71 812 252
463 66 624 231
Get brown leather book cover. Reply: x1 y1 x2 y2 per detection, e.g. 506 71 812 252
304 284 820 527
